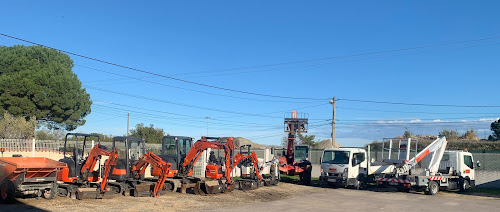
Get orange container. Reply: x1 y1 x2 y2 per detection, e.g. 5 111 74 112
0 157 67 182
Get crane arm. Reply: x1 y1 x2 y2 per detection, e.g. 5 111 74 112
131 152 171 197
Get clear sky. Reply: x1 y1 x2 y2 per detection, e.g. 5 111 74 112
1 1 500 146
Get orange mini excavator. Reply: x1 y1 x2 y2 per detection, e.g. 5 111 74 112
182 137 235 195
107 136 172 197
58 133 118 200
129 152 171 197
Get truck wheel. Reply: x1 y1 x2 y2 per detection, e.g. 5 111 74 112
460 180 470 192
303 170 312 185
0 180 15 203
424 181 439 195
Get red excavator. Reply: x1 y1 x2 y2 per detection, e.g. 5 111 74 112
58 133 119 200
206 144 280 190
154 136 279 195
182 137 235 195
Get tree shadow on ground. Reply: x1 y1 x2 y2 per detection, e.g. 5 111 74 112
1 198 50 212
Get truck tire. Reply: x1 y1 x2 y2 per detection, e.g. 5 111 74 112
424 181 439 195
460 180 470 192
0 180 15 203
303 169 312 186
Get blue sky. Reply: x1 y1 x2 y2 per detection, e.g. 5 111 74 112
1 1 500 146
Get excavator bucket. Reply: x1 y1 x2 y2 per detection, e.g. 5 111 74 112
133 183 153 197
75 188 101 200
238 180 260 191
194 180 228 195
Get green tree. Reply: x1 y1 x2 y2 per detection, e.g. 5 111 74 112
129 123 164 143
439 129 459 140
35 128 66 141
298 134 318 148
490 119 500 141
403 129 413 138
461 129 479 141
0 112 37 139
0 45 91 130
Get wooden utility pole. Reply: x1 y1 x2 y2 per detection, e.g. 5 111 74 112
127 113 130 136
329 97 336 148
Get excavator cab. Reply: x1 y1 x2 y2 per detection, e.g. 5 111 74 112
59 133 101 181
109 137 145 181
294 144 310 163
159 136 193 174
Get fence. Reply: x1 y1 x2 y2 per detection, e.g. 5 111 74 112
0 139 65 152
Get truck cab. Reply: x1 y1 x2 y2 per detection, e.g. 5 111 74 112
439 150 478 189
320 148 367 188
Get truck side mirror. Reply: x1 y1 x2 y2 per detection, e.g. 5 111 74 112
477 160 481 168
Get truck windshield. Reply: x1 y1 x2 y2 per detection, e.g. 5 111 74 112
322 151 350 164
294 146 309 162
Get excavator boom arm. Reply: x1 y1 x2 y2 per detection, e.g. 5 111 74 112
78 144 118 193
131 152 171 197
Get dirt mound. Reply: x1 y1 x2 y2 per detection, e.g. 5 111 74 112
316 139 342 149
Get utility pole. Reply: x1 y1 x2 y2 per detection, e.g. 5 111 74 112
204 117 210 136
329 97 336 148
127 113 130 136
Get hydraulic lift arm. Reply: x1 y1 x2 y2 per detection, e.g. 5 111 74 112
394 137 448 176
131 152 171 197
409 136 448 175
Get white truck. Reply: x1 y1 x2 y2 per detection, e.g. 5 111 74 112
319 137 480 194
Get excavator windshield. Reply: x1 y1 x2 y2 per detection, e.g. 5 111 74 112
162 136 192 158
294 145 309 162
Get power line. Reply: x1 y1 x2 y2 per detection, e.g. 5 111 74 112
337 115 500 122
76 64 321 104
337 106 500 115
92 104 284 129
339 98 500 108
0 33 327 101
87 86 285 118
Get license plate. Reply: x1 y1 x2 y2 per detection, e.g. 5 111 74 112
389 182 399 186
328 179 337 182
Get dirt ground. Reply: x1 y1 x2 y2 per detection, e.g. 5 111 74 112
2 183 499 212
1 183 320 212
